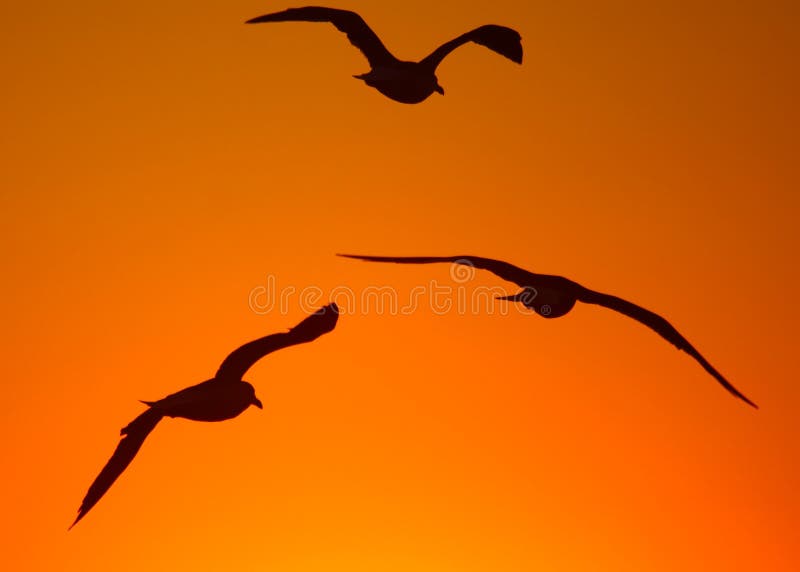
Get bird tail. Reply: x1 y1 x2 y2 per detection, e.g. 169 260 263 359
70 408 163 529
496 293 521 301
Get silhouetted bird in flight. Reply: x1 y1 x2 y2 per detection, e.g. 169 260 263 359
339 254 757 408
70 304 339 529
245 7 522 103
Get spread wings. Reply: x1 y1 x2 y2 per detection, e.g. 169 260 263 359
70 408 162 529
337 254 538 288
578 287 757 408
246 7 396 68
215 303 339 381
421 24 523 70
339 254 756 408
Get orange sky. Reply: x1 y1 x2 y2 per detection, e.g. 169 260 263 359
2 1 798 570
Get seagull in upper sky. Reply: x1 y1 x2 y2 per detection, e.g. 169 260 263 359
70 304 339 529
245 6 522 104
338 254 757 409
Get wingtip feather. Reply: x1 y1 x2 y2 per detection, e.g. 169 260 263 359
741 394 759 409
244 14 273 24
68 512 83 530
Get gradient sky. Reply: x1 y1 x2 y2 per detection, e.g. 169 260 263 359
2 1 798 570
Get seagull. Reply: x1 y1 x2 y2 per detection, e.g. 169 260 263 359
338 254 757 409
245 7 522 104
70 304 339 529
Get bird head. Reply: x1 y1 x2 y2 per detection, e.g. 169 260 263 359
244 382 263 409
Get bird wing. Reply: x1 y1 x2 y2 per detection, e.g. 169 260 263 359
215 303 339 381
337 254 538 288
577 287 757 408
246 7 396 68
70 408 162 528
420 24 522 71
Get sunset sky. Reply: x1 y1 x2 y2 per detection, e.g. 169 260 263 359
2 1 798 570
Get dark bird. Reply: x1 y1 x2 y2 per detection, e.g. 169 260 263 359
70 304 339 529
245 7 522 104
338 254 757 409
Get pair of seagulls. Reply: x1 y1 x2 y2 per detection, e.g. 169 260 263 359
71 254 757 529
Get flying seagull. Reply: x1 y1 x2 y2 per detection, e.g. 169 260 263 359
245 7 522 104
70 304 339 529
338 254 757 408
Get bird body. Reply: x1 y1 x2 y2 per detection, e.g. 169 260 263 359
353 65 442 104
71 304 339 528
246 7 522 103
338 254 757 408
142 378 261 422
500 282 579 318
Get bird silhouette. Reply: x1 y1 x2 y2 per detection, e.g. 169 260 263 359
339 254 757 409
245 7 522 104
70 303 339 529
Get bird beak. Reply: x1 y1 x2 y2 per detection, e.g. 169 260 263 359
252 398 263 409
435 85 445 95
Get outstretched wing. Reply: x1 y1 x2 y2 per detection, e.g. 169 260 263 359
215 303 339 381
420 24 522 71
70 408 162 529
246 7 396 68
337 254 538 288
578 287 757 408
